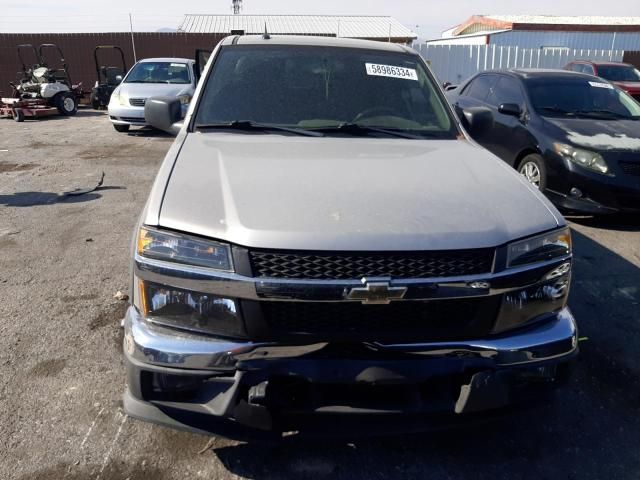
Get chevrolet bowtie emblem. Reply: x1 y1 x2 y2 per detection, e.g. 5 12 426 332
346 278 408 305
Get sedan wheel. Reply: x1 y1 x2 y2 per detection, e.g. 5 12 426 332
519 161 541 188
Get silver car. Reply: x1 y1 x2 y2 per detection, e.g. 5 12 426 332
108 57 196 133
124 35 577 440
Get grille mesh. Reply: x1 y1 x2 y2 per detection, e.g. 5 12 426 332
249 249 494 280
261 298 497 341
620 161 640 177
129 98 146 107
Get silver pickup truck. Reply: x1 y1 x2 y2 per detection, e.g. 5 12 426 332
124 35 577 440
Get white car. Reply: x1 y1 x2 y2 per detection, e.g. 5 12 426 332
108 57 196 133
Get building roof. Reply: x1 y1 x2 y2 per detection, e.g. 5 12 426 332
483 15 640 26
448 15 640 37
177 14 416 40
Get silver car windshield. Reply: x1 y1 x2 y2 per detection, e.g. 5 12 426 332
195 46 458 139
125 62 190 84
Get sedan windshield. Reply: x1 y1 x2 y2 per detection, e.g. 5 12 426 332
527 78 640 119
195 45 458 139
597 65 640 82
125 62 190 84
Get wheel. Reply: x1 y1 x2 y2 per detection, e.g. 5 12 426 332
90 91 101 110
13 108 25 122
113 124 130 133
55 92 78 116
518 154 547 190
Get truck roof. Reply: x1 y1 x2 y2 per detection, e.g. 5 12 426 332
222 35 414 54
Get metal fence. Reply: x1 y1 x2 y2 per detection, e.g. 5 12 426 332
415 44 626 84
0 32 225 98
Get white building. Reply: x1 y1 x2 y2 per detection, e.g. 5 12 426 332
427 15 640 50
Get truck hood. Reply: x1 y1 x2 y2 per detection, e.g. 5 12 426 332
158 133 560 251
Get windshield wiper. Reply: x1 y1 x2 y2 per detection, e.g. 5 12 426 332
575 109 633 119
195 120 324 137
313 123 422 139
539 106 575 116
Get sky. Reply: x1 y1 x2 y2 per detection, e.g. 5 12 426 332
1 0 639 39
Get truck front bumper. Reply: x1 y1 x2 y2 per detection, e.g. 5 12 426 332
123 306 578 440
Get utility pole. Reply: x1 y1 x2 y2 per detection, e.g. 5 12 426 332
129 13 137 63
232 0 242 15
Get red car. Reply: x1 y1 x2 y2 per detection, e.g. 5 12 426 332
564 61 640 102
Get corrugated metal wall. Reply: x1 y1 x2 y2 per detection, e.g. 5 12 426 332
416 44 626 84
489 30 640 51
0 32 225 99
623 51 640 68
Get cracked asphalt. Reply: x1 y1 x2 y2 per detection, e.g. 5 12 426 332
1 110 639 480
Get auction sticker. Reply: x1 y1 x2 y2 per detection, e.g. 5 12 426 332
366 63 418 81
588 81 614 89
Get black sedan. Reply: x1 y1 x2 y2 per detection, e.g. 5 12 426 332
447 69 640 214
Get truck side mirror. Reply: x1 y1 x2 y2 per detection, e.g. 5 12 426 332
145 96 182 135
462 107 494 136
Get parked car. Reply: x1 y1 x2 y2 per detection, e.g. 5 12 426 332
108 57 196 132
564 61 640 102
447 69 640 214
123 36 577 440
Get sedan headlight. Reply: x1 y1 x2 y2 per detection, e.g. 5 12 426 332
507 228 572 268
137 226 233 271
554 143 610 175
109 90 127 106
177 94 192 105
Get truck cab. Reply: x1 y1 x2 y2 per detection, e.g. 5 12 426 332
123 35 577 440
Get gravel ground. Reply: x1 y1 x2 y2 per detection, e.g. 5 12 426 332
1 111 639 480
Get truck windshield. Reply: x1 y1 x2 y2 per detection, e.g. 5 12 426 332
527 78 640 119
125 62 190 84
195 45 458 139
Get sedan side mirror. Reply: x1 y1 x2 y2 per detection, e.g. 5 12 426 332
462 107 494 136
115 75 123 84
498 103 522 117
145 96 182 135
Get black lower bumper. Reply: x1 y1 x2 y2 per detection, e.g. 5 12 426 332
124 348 575 441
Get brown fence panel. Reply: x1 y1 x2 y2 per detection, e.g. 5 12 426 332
0 32 225 98
623 51 640 68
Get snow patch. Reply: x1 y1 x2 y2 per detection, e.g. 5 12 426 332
566 131 640 150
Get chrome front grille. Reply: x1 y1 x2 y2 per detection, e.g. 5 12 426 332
129 98 146 107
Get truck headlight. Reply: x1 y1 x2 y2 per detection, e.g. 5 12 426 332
507 228 572 268
554 143 610 175
139 281 244 338
178 94 192 105
137 226 233 271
